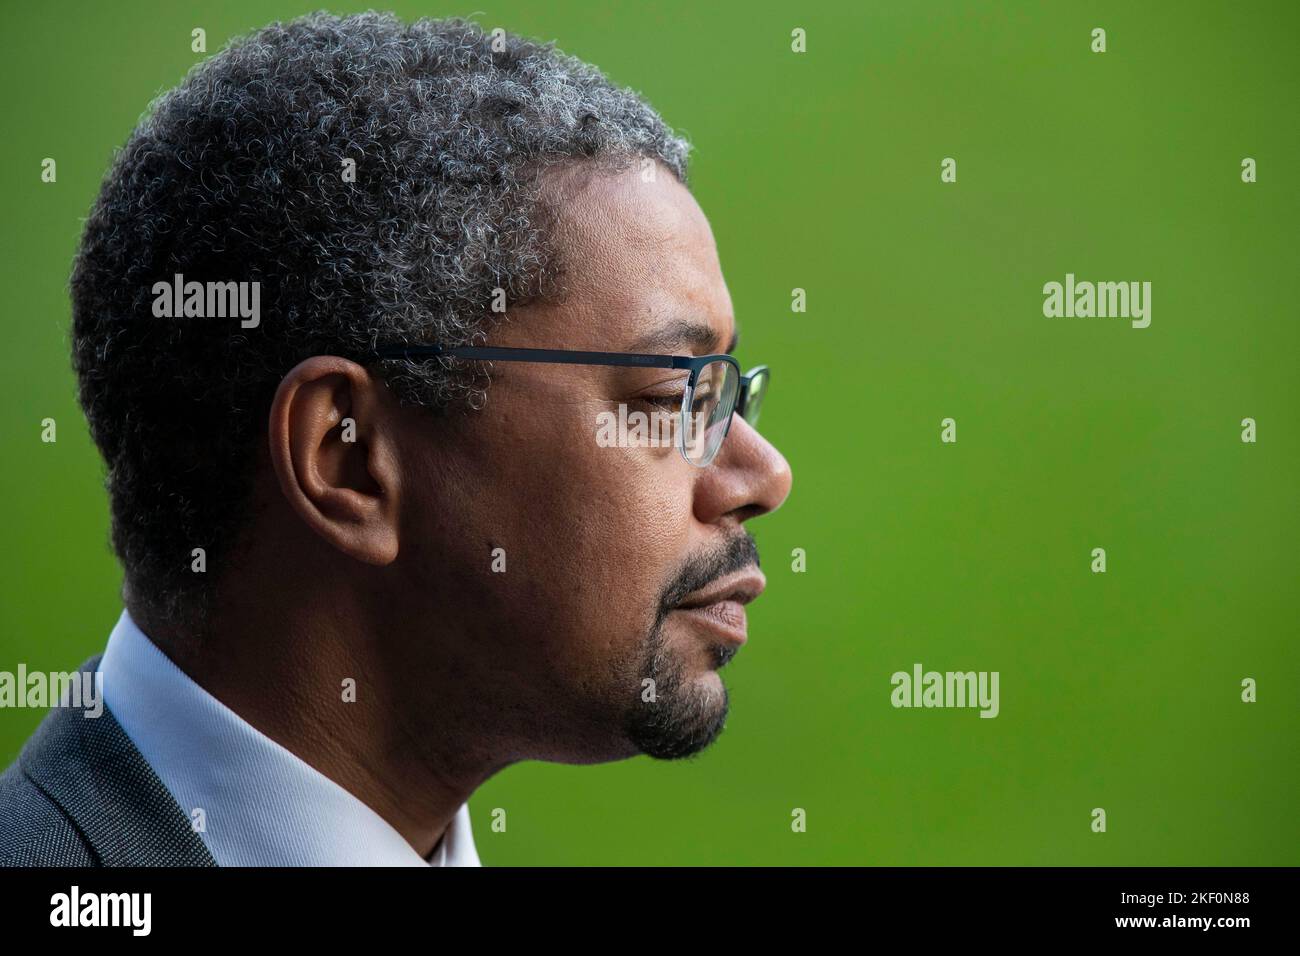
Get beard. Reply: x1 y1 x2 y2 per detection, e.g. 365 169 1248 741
622 531 760 760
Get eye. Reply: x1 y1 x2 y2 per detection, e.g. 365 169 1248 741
637 393 682 411
633 376 688 408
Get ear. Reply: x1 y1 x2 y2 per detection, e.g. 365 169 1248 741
268 356 402 565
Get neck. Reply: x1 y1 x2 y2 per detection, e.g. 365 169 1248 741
132 587 498 859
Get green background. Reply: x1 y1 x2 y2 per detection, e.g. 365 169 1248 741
1 0 1295 865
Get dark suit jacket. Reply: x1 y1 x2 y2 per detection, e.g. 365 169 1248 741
0 655 216 866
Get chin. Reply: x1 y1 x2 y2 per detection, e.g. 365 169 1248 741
626 676 732 761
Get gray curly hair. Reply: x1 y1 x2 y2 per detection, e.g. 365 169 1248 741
70 11 691 626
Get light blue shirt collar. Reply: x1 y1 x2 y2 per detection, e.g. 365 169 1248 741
97 609 480 867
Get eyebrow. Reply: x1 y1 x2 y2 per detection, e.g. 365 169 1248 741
629 318 739 355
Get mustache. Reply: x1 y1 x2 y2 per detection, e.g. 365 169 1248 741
657 531 761 615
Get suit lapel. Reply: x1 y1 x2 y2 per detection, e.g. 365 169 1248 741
19 655 217 867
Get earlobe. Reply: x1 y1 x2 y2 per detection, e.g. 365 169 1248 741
268 357 401 566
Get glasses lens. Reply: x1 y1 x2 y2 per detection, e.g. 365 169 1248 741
742 367 769 427
682 360 740 466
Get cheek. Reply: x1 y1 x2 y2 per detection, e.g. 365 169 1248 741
525 444 691 630
479 414 695 662
402 395 698 710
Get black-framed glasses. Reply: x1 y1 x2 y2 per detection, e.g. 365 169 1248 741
372 344 770 467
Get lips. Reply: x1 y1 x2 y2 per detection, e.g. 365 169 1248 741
670 567 766 646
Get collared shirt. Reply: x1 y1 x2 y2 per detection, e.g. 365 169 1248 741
97 610 480 867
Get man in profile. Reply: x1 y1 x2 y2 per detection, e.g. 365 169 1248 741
0 12 790 866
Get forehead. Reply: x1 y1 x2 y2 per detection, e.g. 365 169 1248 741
531 161 734 352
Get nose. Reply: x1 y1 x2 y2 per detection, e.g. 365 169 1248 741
693 413 792 526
